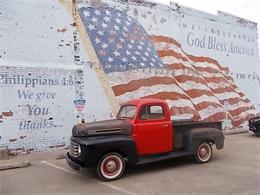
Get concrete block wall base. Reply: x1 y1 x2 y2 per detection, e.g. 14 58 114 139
224 128 249 135
0 160 31 171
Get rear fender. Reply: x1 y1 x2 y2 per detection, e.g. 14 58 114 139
187 128 225 154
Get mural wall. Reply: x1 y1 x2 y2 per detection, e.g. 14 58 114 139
75 0 259 129
0 0 259 154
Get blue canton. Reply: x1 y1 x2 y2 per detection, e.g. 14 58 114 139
79 6 164 74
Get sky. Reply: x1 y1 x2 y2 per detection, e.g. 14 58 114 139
152 0 260 58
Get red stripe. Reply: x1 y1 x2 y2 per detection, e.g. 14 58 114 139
142 92 190 100
175 75 206 84
219 98 249 106
112 77 179 96
228 107 251 116
194 102 221 110
211 86 236 94
184 89 214 98
150 35 181 48
202 112 226 122
158 50 182 59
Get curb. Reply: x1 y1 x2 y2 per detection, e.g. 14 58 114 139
0 160 31 171
55 153 66 160
224 129 249 135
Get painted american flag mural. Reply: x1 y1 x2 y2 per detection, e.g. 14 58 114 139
78 3 256 129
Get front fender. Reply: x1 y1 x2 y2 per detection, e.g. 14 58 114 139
73 136 138 167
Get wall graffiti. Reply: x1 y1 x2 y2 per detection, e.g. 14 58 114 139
0 66 78 154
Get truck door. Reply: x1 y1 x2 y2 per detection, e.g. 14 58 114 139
136 104 172 155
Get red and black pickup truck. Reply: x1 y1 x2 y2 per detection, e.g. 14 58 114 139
66 98 224 181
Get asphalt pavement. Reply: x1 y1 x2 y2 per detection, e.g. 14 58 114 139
0 133 259 195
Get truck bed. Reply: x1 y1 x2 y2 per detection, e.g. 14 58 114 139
172 120 222 149
173 119 222 129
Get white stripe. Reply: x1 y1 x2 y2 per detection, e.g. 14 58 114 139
108 68 175 86
171 114 194 120
165 99 196 109
193 61 224 71
160 56 182 64
198 106 224 120
116 84 186 103
200 72 226 78
207 82 232 90
178 81 211 91
172 69 202 77
226 101 253 111
214 91 241 101
153 42 180 52
181 60 196 69
190 94 221 105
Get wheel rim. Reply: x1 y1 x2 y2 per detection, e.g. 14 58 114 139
100 155 123 179
197 143 211 162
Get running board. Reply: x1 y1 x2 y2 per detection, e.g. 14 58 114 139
137 151 191 165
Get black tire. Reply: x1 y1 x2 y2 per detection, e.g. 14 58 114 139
194 142 212 163
97 152 125 181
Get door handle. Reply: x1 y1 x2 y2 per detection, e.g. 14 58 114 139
162 124 169 127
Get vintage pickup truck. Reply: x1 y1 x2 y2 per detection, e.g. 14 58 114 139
66 98 224 181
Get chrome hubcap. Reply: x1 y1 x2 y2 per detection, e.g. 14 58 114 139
105 160 117 173
200 147 207 157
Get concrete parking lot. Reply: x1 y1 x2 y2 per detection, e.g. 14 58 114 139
0 133 260 195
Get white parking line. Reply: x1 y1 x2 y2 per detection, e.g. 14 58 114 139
41 161 137 195
41 161 83 177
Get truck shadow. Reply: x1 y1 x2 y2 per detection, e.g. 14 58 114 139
78 156 193 181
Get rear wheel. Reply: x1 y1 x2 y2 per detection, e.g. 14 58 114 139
97 152 125 181
194 142 212 163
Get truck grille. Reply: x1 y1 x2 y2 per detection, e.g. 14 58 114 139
70 140 80 157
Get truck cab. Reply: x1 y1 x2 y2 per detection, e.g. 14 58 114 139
118 98 173 155
66 98 224 181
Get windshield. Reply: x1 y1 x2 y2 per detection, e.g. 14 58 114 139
117 105 137 119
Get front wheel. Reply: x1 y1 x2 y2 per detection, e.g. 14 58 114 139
194 142 212 163
97 152 125 181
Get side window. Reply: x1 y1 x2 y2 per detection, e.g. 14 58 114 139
140 105 164 120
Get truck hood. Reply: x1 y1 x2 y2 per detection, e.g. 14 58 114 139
72 119 133 137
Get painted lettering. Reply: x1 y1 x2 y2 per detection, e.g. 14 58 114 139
17 90 34 99
26 105 49 116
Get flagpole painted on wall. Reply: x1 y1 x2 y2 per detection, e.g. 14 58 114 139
60 0 120 116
